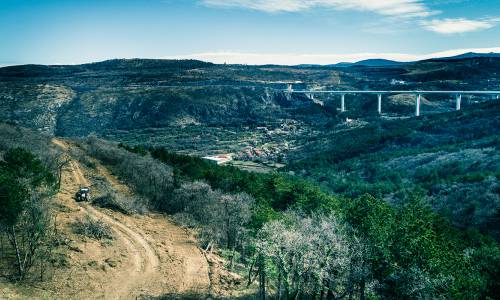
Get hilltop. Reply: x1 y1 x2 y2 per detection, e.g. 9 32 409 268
330 58 407 67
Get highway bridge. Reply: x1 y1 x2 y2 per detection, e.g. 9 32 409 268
286 85 500 116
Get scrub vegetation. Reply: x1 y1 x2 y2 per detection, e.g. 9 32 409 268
287 101 500 238
79 135 499 299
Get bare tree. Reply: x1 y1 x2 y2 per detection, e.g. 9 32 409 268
84 137 174 211
55 155 71 191
218 193 253 269
172 182 255 260
255 212 368 299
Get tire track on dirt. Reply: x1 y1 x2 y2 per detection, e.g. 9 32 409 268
53 138 212 298
70 159 160 298
69 159 159 270
54 139 161 299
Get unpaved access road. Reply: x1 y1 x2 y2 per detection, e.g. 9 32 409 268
50 138 210 299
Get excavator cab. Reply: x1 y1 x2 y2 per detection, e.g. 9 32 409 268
75 187 90 202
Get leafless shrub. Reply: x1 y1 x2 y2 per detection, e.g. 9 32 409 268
93 191 148 215
171 212 200 228
172 181 254 258
84 137 174 210
73 216 113 240
0 191 56 281
254 212 368 299
172 181 219 217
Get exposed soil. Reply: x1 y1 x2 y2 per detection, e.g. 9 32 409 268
1 138 212 299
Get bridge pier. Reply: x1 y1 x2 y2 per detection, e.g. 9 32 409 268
377 94 382 114
415 94 421 116
456 94 462 110
286 89 500 116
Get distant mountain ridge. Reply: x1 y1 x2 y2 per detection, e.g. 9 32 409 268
2 52 500 69
330 59 407 68
298 52 500 68
431 52 500 61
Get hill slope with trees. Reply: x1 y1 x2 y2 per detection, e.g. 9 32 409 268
287 101 500 238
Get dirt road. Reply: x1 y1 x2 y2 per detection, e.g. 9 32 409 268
49 138 210 299
68 158 161 299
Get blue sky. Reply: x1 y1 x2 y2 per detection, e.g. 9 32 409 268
1 0 499 65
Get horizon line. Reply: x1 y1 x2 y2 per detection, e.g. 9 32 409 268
1 46 500 68
164 46 500 65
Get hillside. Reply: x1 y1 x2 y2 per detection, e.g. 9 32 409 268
1 118 499 299
0 127 219 299
0 125 237 299
1 57 499 229
287 101 500 237
0 58 500 131
0 57 499 157
1 57 500 298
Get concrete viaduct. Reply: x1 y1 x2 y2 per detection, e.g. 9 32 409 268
285 85 500 116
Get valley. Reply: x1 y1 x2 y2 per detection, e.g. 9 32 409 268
2 0 500 297
1 57 499 175
1 56 499 299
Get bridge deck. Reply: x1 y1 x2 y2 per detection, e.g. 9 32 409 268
289 90 500 95
286 89 500 116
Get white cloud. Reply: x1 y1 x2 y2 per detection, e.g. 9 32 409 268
422 18 500 34
201 1 500 34
164 47 500 65
201 0 435 17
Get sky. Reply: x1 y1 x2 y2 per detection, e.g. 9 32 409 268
1 0 499 66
